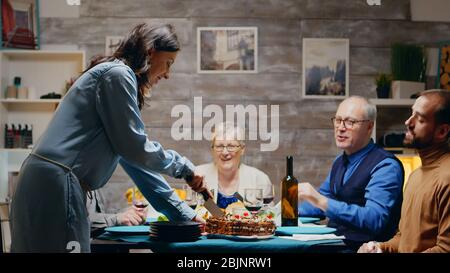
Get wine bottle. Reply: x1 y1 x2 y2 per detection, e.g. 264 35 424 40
281 156 298 226
17 124 22 148
4 124 8 148
6 124 14 148
24 124 33 148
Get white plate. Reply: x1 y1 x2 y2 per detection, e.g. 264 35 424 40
207 233 274 240
235 234 274 240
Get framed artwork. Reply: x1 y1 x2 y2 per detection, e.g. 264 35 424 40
437 42 450 90
197 27 257 73
302 38 350 99
105 36 124 55
1 0 40 49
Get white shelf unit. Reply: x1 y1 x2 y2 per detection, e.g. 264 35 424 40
369 98 415 107
0 99 62 104
0 50 85 147
0 50 85 201
369 98 415 148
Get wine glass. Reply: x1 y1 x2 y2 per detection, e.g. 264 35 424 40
183 185 198 210
263 184 275 207
132 187 149 209
243 188 263 214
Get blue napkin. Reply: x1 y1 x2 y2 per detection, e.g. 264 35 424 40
298 217 321 224
146 217 158 223
104 225 150 235
275 226 336 236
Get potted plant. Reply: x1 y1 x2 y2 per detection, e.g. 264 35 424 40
375 73 392 98
391 43 426 99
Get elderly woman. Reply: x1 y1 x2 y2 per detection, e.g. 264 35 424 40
196 122 273 209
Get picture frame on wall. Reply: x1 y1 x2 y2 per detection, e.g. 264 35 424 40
105 36 124 56
302 38 350 99
437 42 450 90
197 27 258 73
1 0 40 49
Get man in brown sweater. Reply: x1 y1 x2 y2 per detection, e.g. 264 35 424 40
358 89 450 253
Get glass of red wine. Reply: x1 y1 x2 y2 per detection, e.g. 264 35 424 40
183 185 199 210
132 187 149 209
244 188 263 214
263 184 275 207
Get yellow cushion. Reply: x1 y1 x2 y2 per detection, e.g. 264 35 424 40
396 155 422 191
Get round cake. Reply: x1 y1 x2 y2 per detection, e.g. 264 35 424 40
206 213 276 236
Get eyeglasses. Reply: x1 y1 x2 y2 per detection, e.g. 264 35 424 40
331 117 371 129
212 145 241 152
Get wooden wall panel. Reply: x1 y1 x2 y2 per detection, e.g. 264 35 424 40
38 0 449 209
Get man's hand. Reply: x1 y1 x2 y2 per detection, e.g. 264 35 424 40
117 206 148 226
358 241 382 253
298 182 328 211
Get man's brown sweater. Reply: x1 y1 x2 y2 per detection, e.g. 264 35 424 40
380 142 450 253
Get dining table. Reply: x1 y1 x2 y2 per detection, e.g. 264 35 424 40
90 217 348 253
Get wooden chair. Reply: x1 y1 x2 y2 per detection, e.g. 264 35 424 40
0 202 11 253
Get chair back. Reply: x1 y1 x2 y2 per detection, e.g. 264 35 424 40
0 202 11 253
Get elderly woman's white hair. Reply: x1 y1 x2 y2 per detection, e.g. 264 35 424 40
211 121 246 147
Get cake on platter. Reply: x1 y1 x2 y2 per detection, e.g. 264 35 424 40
205 212 276 236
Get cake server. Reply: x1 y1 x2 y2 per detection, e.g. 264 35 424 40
200 190 225 218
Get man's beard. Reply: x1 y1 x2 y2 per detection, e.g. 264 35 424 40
403 133 433 149
403 138 420 148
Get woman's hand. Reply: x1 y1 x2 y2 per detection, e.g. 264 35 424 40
192 215 206 224
192 215 206 233
185 173 208 193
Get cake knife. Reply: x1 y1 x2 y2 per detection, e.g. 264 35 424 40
200 190 225 218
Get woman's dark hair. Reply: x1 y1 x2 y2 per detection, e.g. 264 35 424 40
86 23 180 109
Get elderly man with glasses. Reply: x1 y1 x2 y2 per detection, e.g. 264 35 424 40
298 96 404 251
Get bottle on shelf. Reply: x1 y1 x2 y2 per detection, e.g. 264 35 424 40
281 156 298 226
11 124 17 148
23 124 33 148
6 124 14 148
5 124 10 148
14 77 21 89
15 124 22 148
21 124 27 148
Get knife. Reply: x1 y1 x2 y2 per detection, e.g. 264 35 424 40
200 190 225 218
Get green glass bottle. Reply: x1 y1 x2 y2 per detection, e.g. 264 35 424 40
281 156 298 226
